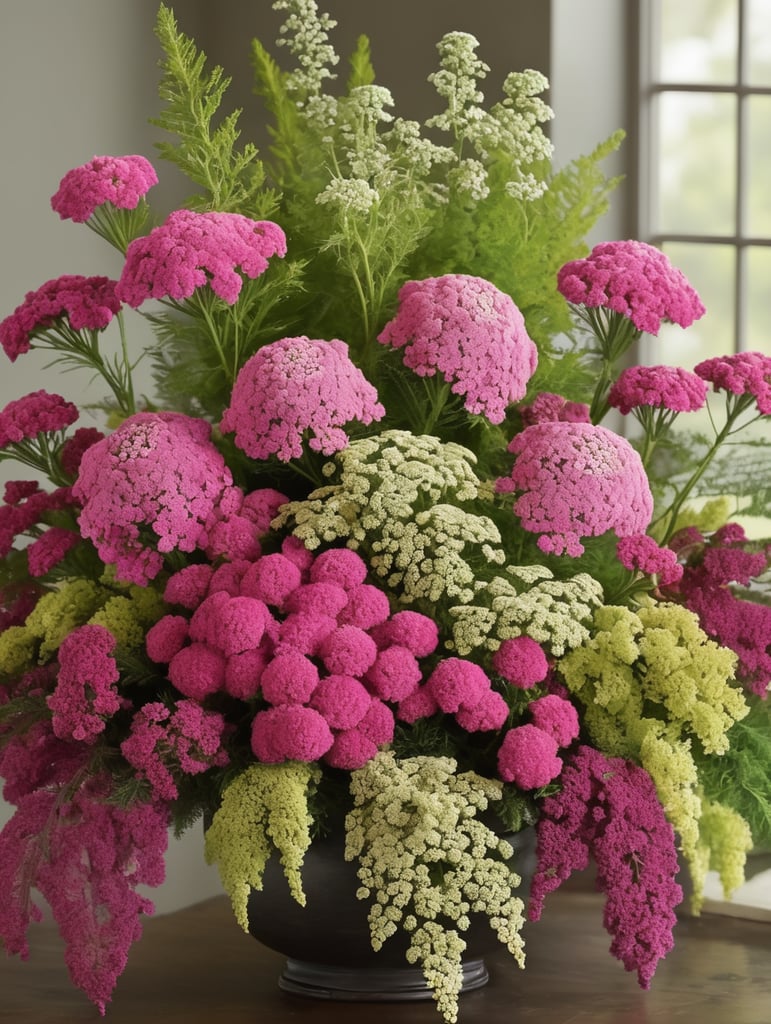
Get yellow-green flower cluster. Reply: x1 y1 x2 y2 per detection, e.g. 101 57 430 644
204 761 320 931
275 430 505 604
14 578 108 663
448 565 604 657
346 751 526 1024
558 602 749 886
690 797 753 912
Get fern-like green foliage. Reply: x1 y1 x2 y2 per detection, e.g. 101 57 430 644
152 5 276 218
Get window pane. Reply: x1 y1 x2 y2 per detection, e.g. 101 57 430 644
747 0 771 85
654 92 736 235
658 0 738 83
747 96 771 235
746 246 771 354
644 243 735 366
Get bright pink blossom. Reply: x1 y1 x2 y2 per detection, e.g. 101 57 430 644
73 412 233 584
309 547 369 590
209 560 252 597
694 350 771 414
48 625 120 743
337 583 391 629
0 781 168 1014
356 700 395 746
364 645 422 701
240 553 303 606
0 715 86 804
51 155 158 222
0 391 79 448
426 657 491 713
120 700 228 801
608 364 708 415
455 689 509 731
318 624 378 676
0 486 76 559
260 650 320 705
60 427 105 477
492 635 549 688
519 392 590 425
369 610 439 657
396 685 440 723
277 611 337 656
26 527 79 577
220 336 385 461
557 241 705 335
224 645 272 700
3 480 40 505
250 705 334 763
324 728 379 770
310 674 372 729
145 615 190 664
117 211 286 306
496 724 562 788
167 643 226 700
497 421 654 556
530 745 682 989
285 581 349 618
528 694 580 747
163 564 215 609
378 273 537 423
281 534 316 573
617 534 683 585
0 275 122 361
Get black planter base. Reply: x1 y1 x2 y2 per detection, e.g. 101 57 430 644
279 957 489 1002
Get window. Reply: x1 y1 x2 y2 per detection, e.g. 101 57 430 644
637 0 771 365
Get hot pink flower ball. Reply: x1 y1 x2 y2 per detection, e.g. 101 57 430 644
260 649 320 705
426 658 491 713
497 724 563 788
167 643 226 700
220 336 385 461
324 728 379 770
455 689 509 731
251 705 334 763
492 636 549 688
309 674 372 729
497 421 654 556
528 694 580 747
378 273 537 424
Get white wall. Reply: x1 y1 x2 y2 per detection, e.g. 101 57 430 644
0 1 630 911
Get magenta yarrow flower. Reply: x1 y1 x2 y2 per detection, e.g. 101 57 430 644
0 391 79 448
73 412 234 585
116 211 286 307
220 336 385 461
492 635 549 689
694 351 771 415
557 240 705 335
608 365 708 415
47 625 121 743
0 276 122 361
497 723 563 788
497 421 654 556
26 528 80 578
377 273 538 424
50 155 158 223
528 694 580 747
616 534 683 586
519 392 590 426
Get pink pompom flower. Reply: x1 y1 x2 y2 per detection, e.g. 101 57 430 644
73 412 233 584
0 275 122 362
497 724 563 788
240 553 303 607
426 657 491 713
318 625 378 676
250 705 334 763
47 625 121 743
260 650 320 705
694 351 771 415
220 336 385 461
455 689 509 732
557 241 706 335
116 211 286 306
492 635 549 688
378 273 537 424
364 645 422 701
528 694 580 747
167 643 226 701
51 155 158 222
310 674 372 730
497 421 654 556
369 610 439 657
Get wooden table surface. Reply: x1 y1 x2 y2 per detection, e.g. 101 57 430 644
2 888 770 1024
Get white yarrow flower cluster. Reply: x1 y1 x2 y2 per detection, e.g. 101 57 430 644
346 752 527 1024
274 0 339 100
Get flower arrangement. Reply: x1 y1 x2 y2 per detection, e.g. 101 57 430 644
1 3 770 1021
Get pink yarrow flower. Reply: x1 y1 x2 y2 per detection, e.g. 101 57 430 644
608 365 708 415
617 534 683 585
26 527 80 577
47 625 121 743
497 723 563 788
0 276 122 361
0 391 78 448
73 412 234 584
116 210 286 306
557 240 705 335
378 273 537 424
50 155 158 222
497 421 654 556
694 351 771 415
220 336 385 461
519 392 590 425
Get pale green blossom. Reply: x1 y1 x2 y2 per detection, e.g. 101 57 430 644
316 177 380 214
274 0 339 101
